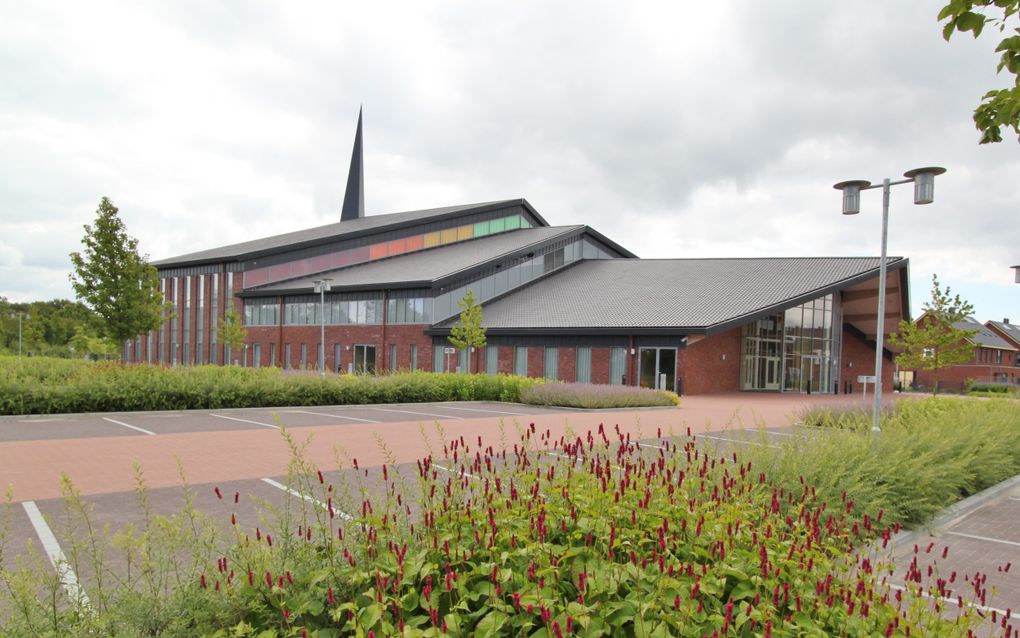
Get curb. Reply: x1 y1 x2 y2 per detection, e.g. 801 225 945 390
888 471 1020 550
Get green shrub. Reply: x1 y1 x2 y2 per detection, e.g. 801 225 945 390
0 356 545 415
751 397 1020 526
519 382 679 409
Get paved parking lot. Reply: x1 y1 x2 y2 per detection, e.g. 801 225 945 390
2 393 1016 630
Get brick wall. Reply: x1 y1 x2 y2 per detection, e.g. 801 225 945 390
677 328 742 395
838 325 895 394
245 323 433 373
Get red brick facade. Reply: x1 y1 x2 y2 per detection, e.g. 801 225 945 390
837 326 895 394
914 346 1019 391
677 328 742 395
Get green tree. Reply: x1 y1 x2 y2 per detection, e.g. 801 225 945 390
218 304 247 365
69 326 118 360
69 197 168 357
447 289 487 373
939 0 1020 143
890 275 977 395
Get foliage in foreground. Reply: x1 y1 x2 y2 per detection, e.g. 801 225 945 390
778 397 1020 526
3 403 1014 637
520 382 679 409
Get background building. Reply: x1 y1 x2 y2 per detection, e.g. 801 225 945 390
134 117 909 395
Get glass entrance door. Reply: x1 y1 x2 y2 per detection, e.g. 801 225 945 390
639 348 676 391
353 345 376 374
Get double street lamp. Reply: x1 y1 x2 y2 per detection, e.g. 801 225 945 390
833 166 946 434
313 278 333 376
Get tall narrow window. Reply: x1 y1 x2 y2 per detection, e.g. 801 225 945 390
197 275 205 364
252 344 261 368
390 344 398 372
210 273 219 364
334 344 342 373
410 344 418 371
486 346 498 375
514 347 528 377
183 276 191 365
284 343 292 370
434 346 444 372
576 347 592 383
609 347 626 385
458 348 469 374
544 347 558 380
270 343 277 367
300 343 307 369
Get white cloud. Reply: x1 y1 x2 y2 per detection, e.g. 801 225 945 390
0 0 1017 321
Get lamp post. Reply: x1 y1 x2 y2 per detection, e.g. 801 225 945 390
313 279 333 376
10 311 28 364
834 167 945 433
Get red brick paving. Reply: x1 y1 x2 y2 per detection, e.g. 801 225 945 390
0 393 887 502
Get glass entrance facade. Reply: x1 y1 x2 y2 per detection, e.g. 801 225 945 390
639 348 676 392
740 293 841 393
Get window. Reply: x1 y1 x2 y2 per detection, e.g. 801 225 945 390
300 344 307 369
576 347 592 383
544 347 558 380
252 344 261 368
486 346 498 375
609 347 627 385
270 343 277 367
434 346 445 372
284 343 292 370
334 344 342 373
410 344 418 371
354 345 376 374
514 347 528 377
996 349 1004 364
390 344 398 372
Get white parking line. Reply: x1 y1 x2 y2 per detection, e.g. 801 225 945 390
102 417 156 436
209 413 280 430
763 430 794 437
434 405 531 416
17 418 71 423
260 478 352 521
22 501 90 606
945 531 1020 547
888 583 1006 616
367 407 463 420
433 464 478 480
285 409 381 424
1008 497 1020 502
697 433 781 449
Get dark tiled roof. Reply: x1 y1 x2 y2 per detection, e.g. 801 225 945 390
243 226 586 294
954 318 1017 350
435 257 906 333
152 199 538 266
986 320 1020 347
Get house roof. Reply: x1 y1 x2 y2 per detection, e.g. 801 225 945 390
431 256 907 335
152 199 547 267
953 317 1018 350
986 320 1020 348
240 225 596 295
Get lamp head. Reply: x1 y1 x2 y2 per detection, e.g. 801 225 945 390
833 180 872 215
1013 265 1020 284
903 166 946 205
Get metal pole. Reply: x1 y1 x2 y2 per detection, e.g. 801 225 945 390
871 178 891 434
18 313 23 364
319 284 326 377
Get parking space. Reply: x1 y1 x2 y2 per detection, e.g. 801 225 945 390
0 402 573 443
889 489 1020 614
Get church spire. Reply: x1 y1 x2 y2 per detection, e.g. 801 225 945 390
340 107 364 222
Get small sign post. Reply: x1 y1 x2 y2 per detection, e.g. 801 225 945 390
857 375 876 400
444 347 456 373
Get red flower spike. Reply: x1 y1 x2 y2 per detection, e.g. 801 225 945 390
214 487 222 499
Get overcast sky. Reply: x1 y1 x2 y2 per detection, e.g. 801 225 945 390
1 1 1018 323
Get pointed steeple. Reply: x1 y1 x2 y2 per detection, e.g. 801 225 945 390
340 107 365 222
